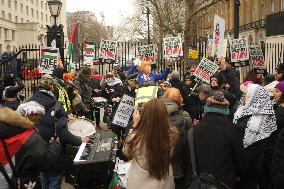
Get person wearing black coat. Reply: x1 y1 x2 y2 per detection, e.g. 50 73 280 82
181 91 246 189
2 74 24 110
0 106 62 189
29 76 86 189
271 82 284 189
170 70 185 98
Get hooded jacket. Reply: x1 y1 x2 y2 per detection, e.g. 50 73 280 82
0 108 62 189
29 90 81 174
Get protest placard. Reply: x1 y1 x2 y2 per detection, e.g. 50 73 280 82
163 36 183 58
229 38 250 67
40 47 59 74
249 45 265 69
112 95 135 128
137 44 155 63
194 58 219 84
100 39 117 61
83 42 95 66
212 15 225 59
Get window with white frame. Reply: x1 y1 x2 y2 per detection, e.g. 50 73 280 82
270 0 275 13
281 0 284 10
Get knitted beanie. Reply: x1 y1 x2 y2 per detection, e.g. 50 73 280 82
204 90 230 116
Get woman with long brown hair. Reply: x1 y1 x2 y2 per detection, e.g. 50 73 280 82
123 98 178 189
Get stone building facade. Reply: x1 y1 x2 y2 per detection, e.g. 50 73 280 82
194 0 284 44
0 0 67 54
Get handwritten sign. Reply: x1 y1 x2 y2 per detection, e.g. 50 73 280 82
40 47 59 74
100 39 117 60
229 38 250 67
194 58 219 84
163 36 183 58
249 45 265 69
137 44 155 63
112 95 134 128
83 42 94 66
212 15 225 59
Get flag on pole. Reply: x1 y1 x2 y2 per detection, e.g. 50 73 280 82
68 21 79 72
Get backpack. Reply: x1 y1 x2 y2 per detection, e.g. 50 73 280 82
187 128 231 189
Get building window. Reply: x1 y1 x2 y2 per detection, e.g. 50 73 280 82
8 13 12 21
15 16 18 23
8 0 11 8
281 0 284 11
46 14 48 22
270 0 275 13
1 11 4 19
27 19 29 22
0 44 2 54
20 3 23 13
1 0 4 5
21 18 23 22
26 6 29 15
41 12 43 21
41 1 43 8
252 8 255 22
4 29 8 40
31 0 33 4
0 28 1 39
14 1 17 10
31 8 34 17
45 3 47 10
12 30 15 41
36 11 39 19
36 0 38 6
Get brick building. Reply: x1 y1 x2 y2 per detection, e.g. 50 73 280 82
194 0 284 44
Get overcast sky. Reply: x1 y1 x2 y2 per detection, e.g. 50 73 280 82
66 0 136 26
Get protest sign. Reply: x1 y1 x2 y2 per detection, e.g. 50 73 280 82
112 95 135 128
229 38 250 67
40 47 59 74
83 42 95 66
249 45 265 69
163 36 183 58
212 15 225 59
100 39 117 61
194 58 219 84
137 44 155 63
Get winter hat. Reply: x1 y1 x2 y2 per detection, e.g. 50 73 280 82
52 67 65 80
275 82 284 94
16 101 45 116
171 70 180 79
38 75 54 91
80 66 92 76
4 74 16 86
276 63 284 74
204 90 230 116
210 72 223 85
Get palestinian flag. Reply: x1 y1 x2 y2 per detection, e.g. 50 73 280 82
68 21 79 71
41 48 59 60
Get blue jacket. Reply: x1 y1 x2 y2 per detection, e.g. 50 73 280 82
128 65 171 86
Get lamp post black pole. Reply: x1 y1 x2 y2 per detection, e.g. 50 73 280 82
234 0 240 39
146 7 150 44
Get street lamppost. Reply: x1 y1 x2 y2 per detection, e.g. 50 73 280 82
143 7 151 44
234 0 240 39
46 0 64 65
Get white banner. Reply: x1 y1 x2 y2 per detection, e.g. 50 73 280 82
212 15 225 59
112 95 135 128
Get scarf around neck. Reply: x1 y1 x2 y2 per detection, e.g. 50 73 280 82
233 84 277 148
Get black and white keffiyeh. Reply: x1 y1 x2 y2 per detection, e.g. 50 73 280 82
233 84 277 148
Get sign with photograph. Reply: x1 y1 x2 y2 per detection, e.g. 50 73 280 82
100 39 117 60
112 95 135 128
137 44 155 63
194 58 219 84
40 47 59 74
163 36 183 58
212 15 225 59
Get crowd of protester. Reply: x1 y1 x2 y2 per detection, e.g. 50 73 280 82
0 57 284 189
